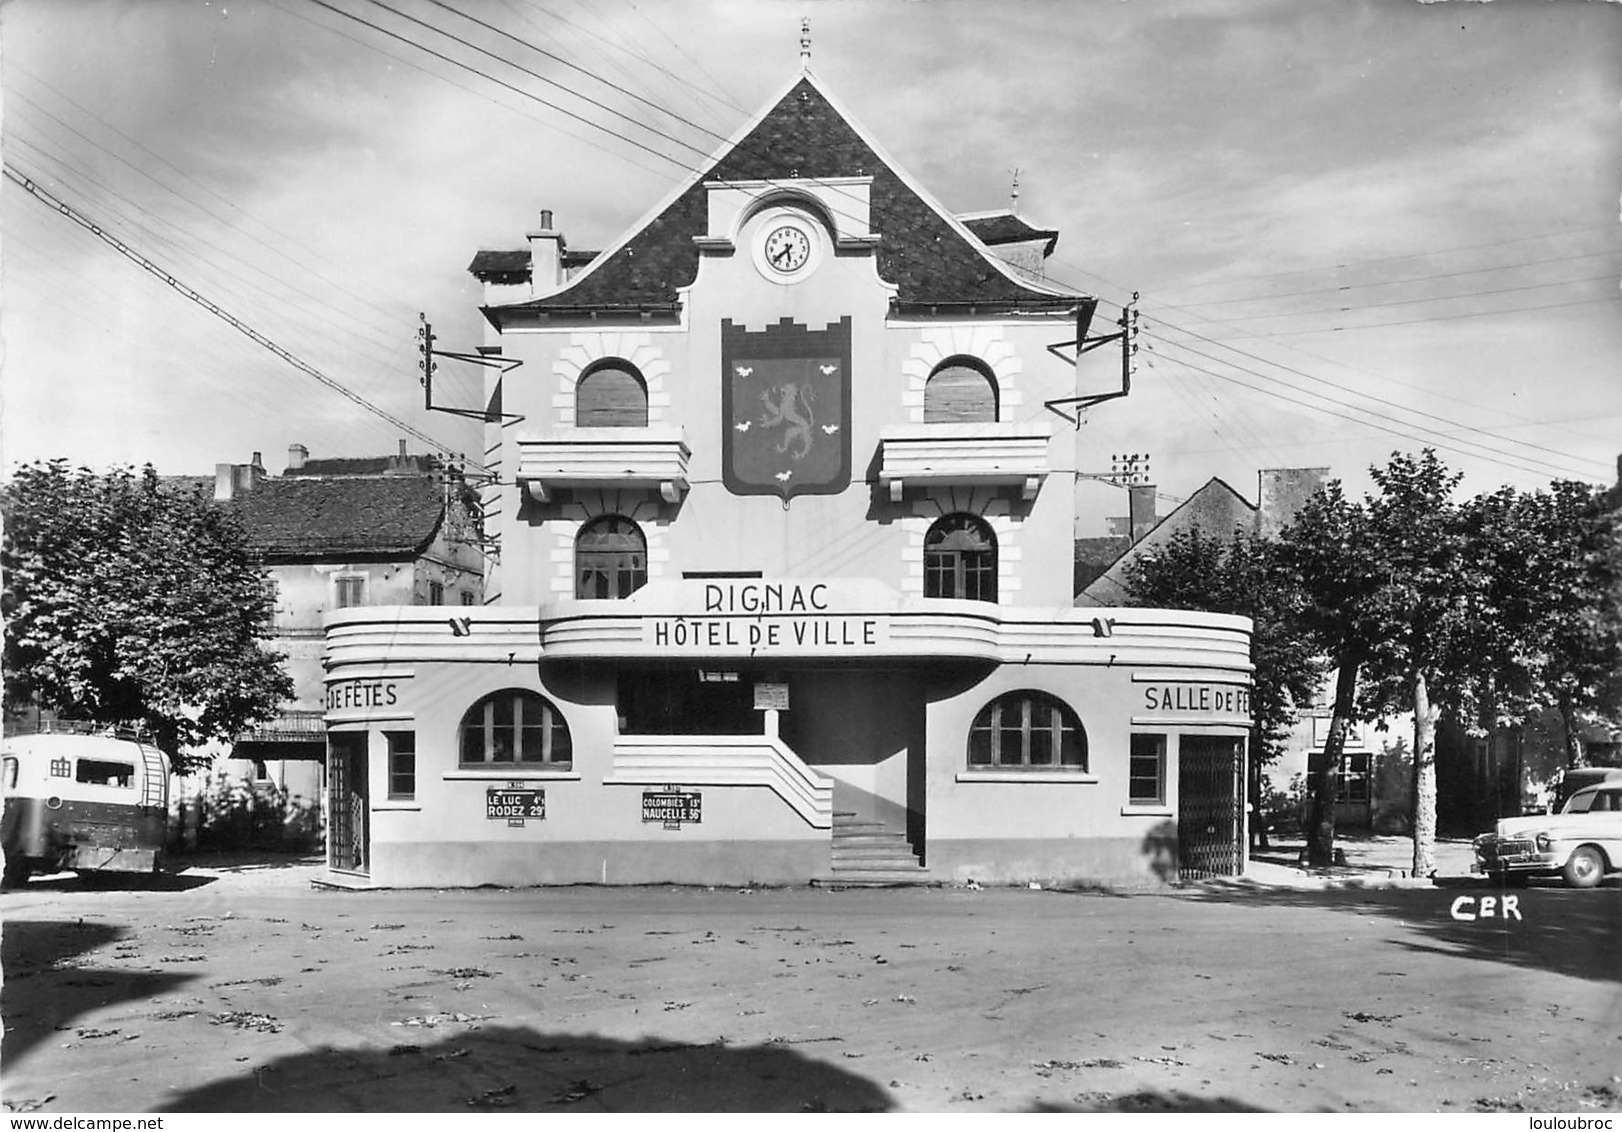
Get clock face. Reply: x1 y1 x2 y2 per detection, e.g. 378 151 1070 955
763 224 812 274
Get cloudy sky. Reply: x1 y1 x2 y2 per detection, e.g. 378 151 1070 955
3 0 1618 529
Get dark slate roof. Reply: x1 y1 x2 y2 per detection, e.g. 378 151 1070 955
492 76 1085 319
227 476 447 561
158 475 216 498
287 455 438 477
960 212 1059 257
468 248 601 284
468 249 531 282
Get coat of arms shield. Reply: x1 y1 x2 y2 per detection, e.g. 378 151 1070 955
721 317 852 500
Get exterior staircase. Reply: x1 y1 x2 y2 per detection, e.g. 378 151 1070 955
812 811 931 887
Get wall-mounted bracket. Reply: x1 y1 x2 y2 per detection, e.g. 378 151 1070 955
420 313 527 423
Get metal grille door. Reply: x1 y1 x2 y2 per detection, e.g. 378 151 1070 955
1178 736 1244 879
327 735 368 873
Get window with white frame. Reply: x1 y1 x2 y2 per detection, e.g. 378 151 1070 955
968 691 1086 771
576 516 647 600
459 689 572 769
1129 733 1167 805
334 575 366 609
387 731 416 799
924 514 997 603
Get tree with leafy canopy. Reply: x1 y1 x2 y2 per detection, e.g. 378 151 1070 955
1459 479 1622 770
1355 450 1477 878
1121 526 1324 847
2 460 293 773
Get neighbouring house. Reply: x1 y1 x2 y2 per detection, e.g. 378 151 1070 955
182 443 483 848
315 50 1255 889
1074 468 1328 608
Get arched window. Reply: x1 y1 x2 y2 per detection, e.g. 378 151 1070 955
576 515 647 599
576 360 648 427
968 691 1087 771
923 357 998 423
924 514 997 602
459 689 572 768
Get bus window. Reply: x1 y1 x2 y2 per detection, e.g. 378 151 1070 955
76 760 135 788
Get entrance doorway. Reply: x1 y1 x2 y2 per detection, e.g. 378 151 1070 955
328 732 368 873
1177 735 1244 879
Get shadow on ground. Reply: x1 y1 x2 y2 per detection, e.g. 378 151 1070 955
156 1025 894 1112
1179 880 1622 985
166 851 324 874
2 919 198 1063
7 871 216 893
1030 1089 1276 1112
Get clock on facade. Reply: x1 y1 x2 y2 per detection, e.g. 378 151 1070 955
763 223 812 274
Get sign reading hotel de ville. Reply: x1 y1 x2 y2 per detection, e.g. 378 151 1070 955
646 580 889 656
721 317 852 500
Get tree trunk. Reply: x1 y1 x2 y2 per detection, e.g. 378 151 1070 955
1411 668 1440 878
1245 726 1271 843
1305 661 1359 868
1558 692 1581 771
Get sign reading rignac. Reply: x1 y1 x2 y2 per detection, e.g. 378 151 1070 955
647 582 883 655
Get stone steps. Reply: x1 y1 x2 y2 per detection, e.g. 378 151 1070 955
819 810 928 886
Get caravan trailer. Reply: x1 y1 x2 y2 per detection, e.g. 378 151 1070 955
1 724 170 886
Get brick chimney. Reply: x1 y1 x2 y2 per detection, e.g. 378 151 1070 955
527 209 563 296
286 443 308 473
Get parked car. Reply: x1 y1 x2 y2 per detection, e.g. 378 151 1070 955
1472 783 1622 888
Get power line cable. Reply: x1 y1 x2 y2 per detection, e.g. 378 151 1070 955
1181 270 1619 327
4 164 480 473
1171 247 1622 309
1152 223 1621 297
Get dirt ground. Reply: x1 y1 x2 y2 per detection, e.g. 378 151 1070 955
2 852 1619 1114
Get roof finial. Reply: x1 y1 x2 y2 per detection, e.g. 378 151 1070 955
800 16 811 69
1010 167 1021 211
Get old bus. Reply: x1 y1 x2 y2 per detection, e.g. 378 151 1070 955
1 724 170 886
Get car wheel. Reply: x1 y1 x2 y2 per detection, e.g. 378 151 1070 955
1562 846 1606 889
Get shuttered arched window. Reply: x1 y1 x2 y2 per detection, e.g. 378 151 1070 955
968 691 1087 771
576 361 648 427
576 515 647 599
923 358 998 423
924 514 997 602
459 689 571 768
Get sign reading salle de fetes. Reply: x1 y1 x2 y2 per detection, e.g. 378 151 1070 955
1133 673 1252 724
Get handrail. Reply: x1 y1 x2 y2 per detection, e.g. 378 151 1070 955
609 734 834 829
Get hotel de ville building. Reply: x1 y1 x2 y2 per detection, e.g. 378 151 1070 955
319 50 1254 890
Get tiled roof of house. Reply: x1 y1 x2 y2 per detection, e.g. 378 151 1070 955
960 212 1060 257
227 475 447 561
492 76 1085 317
